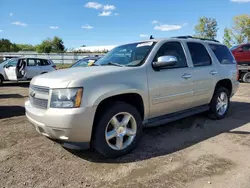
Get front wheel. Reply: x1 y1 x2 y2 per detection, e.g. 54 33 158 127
209 87 230 120
92 102 143 158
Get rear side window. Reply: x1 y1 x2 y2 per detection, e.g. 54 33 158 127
242 45 250 52
187 42 211 67
37 59 50 66
209 44 236 64
27 59 37 66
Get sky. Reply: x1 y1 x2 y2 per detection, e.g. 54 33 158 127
0 0 250 49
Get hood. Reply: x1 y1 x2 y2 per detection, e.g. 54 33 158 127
31 66 128 88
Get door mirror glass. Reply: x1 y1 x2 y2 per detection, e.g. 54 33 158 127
153 56 178 68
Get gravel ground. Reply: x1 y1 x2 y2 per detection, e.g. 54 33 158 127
1 82 250 188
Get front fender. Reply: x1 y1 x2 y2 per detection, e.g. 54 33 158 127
84 84 149 119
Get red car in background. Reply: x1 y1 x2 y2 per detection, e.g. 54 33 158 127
231 44 250 83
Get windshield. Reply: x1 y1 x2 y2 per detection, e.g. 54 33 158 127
230 45 239 51
95 41 156 67
71 58 97 68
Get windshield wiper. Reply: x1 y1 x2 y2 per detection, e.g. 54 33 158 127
106 62 125 67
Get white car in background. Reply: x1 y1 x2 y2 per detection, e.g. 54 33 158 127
0 57 56 85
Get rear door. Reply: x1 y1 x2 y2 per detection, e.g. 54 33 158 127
37 59 53 73
26 58 40 78
186 42 217 106
4 59 18 81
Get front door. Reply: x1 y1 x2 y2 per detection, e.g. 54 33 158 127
148 41 194 118
4 58 18 81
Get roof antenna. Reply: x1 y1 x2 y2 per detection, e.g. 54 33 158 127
149 35 154 40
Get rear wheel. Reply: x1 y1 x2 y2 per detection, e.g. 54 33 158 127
0 75 3 85
92 102 143 158
209 87 230 120
242 72 250 83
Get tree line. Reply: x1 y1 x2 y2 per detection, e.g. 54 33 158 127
0 36 65 53
194 14 250 48
0 14 249 53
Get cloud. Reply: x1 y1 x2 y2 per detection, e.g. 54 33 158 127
50 26 59 29
152 20 159 24
85 2 102 9
82 24 93 29
9 13 13 16
103 5 116 10
140 34 149 38
154 24 182 31
114 13 119 16
12 21 27 26
98 11 112 16
231 0 250 2
0 30 3 32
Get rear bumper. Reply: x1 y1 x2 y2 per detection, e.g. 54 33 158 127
25 100 96 143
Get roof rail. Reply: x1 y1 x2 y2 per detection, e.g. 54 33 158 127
172 35 220 43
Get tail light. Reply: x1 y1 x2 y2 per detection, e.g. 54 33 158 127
52 65 57 70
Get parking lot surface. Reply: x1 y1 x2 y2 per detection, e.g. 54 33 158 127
1 82 250 188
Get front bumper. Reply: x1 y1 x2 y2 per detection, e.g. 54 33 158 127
25 100 96 143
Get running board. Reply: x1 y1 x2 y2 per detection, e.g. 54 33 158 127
144 105 210 127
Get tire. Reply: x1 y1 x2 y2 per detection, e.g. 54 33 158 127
209 87 230 120
242 72 250 83
0 75 3 85
92 102 143 158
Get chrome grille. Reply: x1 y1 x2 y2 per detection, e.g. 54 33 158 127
30 97 48 109
29 85 50 109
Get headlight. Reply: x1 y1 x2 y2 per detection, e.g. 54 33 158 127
50 88 83 108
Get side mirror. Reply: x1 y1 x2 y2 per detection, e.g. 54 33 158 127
152 56 178 69
238 48 243 52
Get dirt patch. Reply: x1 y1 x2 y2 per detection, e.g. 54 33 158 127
1 82 250 188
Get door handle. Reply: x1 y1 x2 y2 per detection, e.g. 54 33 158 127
182 73 192 79
210 70 218 75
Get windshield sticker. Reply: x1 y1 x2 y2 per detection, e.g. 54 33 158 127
136 42 153 48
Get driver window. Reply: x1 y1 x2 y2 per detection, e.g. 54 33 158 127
6 59 18 67
153 41 187 69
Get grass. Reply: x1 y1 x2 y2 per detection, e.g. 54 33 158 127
56 64 72 69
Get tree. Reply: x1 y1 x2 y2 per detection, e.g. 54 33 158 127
223 28 233 48
16 44 36 51
36 36 65 53
36 39 52 53
231 14 250 44
0 39 12 52
51 36 65 52
194 17 218 39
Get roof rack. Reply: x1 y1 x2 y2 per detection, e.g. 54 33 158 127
172 35 220 43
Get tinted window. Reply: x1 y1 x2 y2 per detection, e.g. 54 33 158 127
37 59 49 66
154 41 187 68
242 45 250 52
27 59 37 66
187 42 211 67
209 44 236 64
